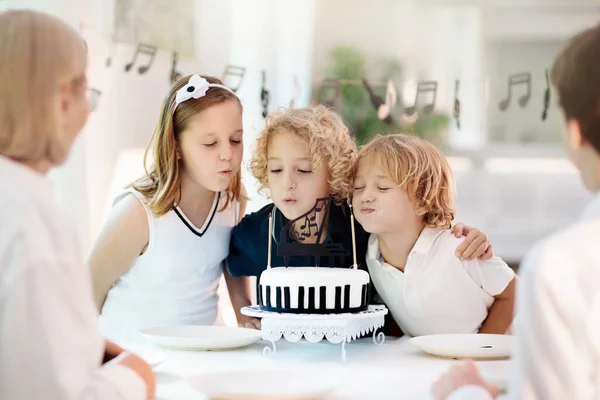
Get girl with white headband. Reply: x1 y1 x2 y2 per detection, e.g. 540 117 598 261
89 74 259 345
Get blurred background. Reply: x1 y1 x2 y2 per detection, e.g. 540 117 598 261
3 0 599 269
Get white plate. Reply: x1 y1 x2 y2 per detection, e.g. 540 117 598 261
140 326 262 350
409 334 515 360
186 370 338 399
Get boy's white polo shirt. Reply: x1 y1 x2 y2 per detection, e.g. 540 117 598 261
366 227 515 337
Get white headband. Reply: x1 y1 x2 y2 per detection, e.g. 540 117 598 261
174 74 235 109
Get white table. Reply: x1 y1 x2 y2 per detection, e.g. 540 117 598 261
154 336 511 399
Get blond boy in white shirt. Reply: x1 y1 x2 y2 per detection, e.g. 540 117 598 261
353 134 517 336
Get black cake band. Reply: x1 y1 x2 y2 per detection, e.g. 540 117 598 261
258 284 369 314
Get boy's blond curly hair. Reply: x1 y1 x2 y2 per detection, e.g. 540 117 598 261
356 134 455 228
250 105 356 204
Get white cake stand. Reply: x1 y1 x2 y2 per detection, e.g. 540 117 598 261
241 304 388 362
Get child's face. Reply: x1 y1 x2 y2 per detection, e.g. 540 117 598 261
352 158 422 234
178 100 243 192
267 130 330 221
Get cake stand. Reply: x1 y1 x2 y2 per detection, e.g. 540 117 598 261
241 304 388 362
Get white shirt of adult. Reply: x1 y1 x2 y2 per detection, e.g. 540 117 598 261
366 228 515 336
449 191 600 400
0 156 145 399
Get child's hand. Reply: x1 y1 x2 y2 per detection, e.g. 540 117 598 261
431 361 500 400
452 224 494 260
238 316 261 330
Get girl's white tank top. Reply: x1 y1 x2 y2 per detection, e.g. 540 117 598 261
99 188 238 345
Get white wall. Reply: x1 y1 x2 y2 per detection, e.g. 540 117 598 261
5 0 598 264
483 6 600 42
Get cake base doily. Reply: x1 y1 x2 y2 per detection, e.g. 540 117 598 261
241 305 388 362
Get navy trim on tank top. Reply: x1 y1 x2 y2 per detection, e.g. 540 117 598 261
173 192 221 237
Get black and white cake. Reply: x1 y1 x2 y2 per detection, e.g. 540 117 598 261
258 267 370 314
259 197 370 314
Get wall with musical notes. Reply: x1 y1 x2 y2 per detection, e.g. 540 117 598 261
486 41 565 144
85 0 318 242
312 0 600 150
4 0 597 263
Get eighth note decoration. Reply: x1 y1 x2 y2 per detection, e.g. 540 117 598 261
105 33 116 68
87 88 101 112
316 77 342 108
124 43 157 75
261 70 270 118
378 80 398 122
542 69 551 121
498 72 531 111
453 80 461 129
404 80 438 117
362 79 393 124
221 65 246 93
289 76 301 109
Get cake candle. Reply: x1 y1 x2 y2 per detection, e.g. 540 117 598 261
349 203 358 269
267 212 273 268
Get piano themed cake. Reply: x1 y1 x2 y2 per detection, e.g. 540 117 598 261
257 197 370 314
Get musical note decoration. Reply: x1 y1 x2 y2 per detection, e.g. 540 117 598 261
87 88 101 112
498 72 531 111
404 80 438 117
105 33 116 68
316 77 342 108
542 69 551 121
290 76 301 109
261 70 270 118
362 79 393 124
378 80 398 122
170 52 183 84
453 80 461 129
124 43 157 75
221 65 246 93
277 197 349 268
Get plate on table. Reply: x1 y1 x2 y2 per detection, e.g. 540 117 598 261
186 370 339 400
409 334 514 360
140 326 262 351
